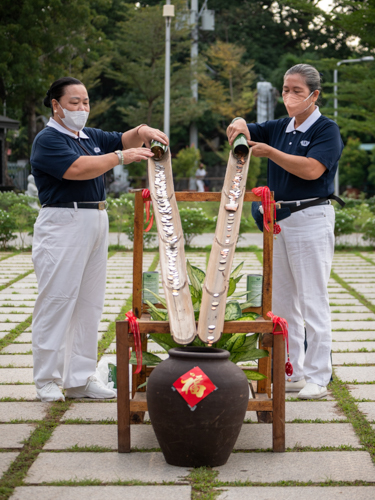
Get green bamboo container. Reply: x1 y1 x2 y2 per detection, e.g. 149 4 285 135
108 363 117 388
150 140 168 160
142 271 159 304
246 274 263 307
233 134 249 158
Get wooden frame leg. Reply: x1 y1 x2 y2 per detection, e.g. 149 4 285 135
117 321 130 453
272 334 285 452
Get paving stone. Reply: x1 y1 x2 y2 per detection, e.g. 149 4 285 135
61 403 117 422
330 298 361 305
348 385 375 401
1 344 32 354
332 321 375 330
332 352 375 364
0 308 34 315
332 342 375 352
0 355 33 367
285 402 345 421
0 314 30 323
331 313 375 321
13 332 32 343
0 424 35 448
11 486 192 500
215 486 375 500
0 385 37 400
0 452 19 478
332 331 375 341
44 424 159 450
330 306 371 313
25 452 189 483
215 451 375 482
0 402 49 422
335 366 375 383
358 402 375 421
237 422 360 449
0 368 34 383
0 324 18 332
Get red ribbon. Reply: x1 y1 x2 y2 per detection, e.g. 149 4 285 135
251 186 281 235
125 311 142 374
142 189 154 232
267 311 293 377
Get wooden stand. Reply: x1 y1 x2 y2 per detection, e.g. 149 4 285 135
116 190 285 453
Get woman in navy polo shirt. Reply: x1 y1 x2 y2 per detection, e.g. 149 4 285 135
31 77 168 402
227 64 344 400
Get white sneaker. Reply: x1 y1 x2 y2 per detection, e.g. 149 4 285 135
65 375 116 399
298 382 327 400
285 379 306 392
36 381 65 402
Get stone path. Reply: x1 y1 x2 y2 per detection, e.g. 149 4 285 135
0 250 375 498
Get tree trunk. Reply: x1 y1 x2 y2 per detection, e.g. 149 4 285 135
26 100 37 150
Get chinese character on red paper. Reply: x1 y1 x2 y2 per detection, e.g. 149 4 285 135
172 366 217 409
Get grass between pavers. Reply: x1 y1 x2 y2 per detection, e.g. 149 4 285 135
330 370 375 464
0 269 35 293
0 400 73 500
0 253 19 263
331 270 375 315
357 252 375 266
0 316 32 352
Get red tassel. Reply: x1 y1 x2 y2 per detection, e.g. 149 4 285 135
142 189 154 232
252 186 281 235
267 311 293 376
125 311 143 374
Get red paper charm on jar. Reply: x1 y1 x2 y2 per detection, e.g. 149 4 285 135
172 366 217 410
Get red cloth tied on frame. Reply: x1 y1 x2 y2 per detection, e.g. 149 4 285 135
267 311 293 376
142 189 154 232
125 311 143 374
251 186 281 235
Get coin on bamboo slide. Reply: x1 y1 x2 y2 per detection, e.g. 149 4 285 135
213 293 219 297
208 335 215 341
219 267 225 272
225 239 230 243
208 325 215 330
212 301 219 307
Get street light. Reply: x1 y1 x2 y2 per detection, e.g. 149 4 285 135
163 2 175 140
333 56 374 196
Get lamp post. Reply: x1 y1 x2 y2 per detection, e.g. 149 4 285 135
333 56 374 196
163 2 175 140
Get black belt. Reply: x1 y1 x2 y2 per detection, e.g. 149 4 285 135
44 202 107 210
278 194 345 214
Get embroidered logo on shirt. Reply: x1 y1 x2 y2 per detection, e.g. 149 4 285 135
94 147 101 153
300 141 310 147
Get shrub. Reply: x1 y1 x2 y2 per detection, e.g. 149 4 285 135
0 210 17 249
179 207 213 247
362 216 375 247
9 203 38 249
334 207 355 242
172 146 201 179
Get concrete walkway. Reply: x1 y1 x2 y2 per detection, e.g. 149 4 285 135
0 250 374 498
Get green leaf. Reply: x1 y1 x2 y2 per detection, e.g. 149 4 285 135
224 301 242 321
149 334 180 352
230 262 244 279
143 289 167 308
223 333 246 352
137 381 148 389
244 370 267 381
230 291 249 299
187 260 202 292
190 264 206 284
129 351 163 366
227 277 236 297
144 300 168 321
235 333 259 352
230 348 269 364
238 311 260 319
214 333 233 349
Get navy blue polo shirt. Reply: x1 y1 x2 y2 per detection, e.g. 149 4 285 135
31 121 123 205
247 110 344 201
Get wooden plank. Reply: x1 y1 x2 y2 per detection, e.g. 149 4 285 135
148 151 196 344
258 347 272 396
130 392 148 411
272 332 286 452
132 190 144 319
247 400 273 411
116 321 130 453
116 318 276 336
260 333 273 348
175 192 262 203
198 150 251 343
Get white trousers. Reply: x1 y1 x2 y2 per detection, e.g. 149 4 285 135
272 204 335 387
32 207 108 389
196 179 205 192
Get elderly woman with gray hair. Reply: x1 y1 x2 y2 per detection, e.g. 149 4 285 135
227 64 344 399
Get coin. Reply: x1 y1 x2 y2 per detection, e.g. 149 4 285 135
172 292 179 296
208 335 215 341
208 325 215 330
213 293 219 297
219 266 225 271
211 307 217 311
225 239 230 243
212 301 219 306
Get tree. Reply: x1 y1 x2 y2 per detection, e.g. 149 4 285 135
339 137 370 190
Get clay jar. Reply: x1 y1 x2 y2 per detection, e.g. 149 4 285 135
146 346 249 467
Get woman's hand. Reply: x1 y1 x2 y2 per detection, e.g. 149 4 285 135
122 148 154 164
226 118 250 146
248 140 272 158
138 126 169 148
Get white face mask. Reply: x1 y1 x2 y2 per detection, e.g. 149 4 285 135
58 102 89 131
